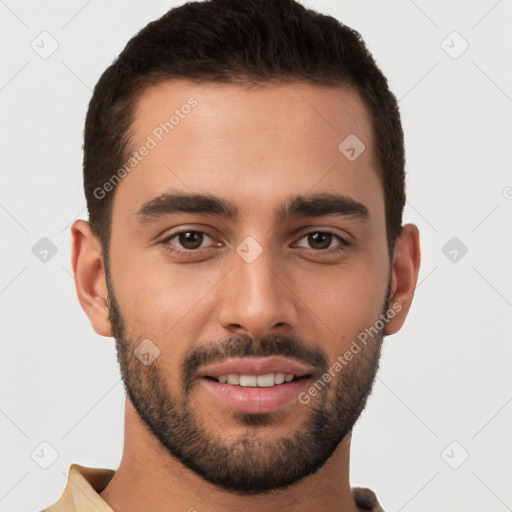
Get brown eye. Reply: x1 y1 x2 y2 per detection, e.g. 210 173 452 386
178 231 204 250
295 231 348 251
163 230 218 252
307 232 332 250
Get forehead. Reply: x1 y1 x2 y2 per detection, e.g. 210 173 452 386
112 79 383 226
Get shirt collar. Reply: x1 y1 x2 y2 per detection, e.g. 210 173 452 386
45 463 115 512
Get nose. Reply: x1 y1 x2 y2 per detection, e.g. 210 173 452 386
217 239 298 341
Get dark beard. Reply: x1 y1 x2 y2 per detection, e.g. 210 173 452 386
105 265 386 494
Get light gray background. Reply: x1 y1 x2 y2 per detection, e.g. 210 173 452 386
1 1 511 511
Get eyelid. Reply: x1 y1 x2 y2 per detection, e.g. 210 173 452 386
293 222 353 241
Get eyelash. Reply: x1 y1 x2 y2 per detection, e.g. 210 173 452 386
160 229 350 257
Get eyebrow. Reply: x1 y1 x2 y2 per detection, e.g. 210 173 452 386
135 189 369 225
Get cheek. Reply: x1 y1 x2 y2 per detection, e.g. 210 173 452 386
112 246 226 341
296 259 388 353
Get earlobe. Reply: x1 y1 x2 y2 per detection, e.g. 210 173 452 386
384 224 421 336
71 220 113 337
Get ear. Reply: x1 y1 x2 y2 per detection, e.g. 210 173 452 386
384 223 421 336
71 219 113 337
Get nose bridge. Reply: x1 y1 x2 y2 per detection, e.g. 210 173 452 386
218 234 296 337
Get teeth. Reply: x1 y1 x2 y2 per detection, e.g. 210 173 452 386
215 373 297 386
227 374 240 385
256 374 275 387
239 375 257 387
275 372 285 384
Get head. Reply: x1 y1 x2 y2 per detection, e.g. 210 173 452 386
72 0 420 495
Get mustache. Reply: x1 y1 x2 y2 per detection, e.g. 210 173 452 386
181 333 329 390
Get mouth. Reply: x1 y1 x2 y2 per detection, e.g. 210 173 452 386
198 357 314 414
204 372 306 386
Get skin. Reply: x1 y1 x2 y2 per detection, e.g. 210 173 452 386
71 79 420 512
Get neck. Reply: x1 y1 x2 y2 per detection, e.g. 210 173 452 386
99 398 363 512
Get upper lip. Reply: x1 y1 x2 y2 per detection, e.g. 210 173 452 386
198 356 314 378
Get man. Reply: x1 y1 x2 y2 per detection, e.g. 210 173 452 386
43 0 420 510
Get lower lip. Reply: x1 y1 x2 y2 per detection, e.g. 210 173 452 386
200 377 311 414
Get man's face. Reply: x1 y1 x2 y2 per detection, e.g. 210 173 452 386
106 80 392 493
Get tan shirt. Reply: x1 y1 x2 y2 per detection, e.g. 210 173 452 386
41 463 385 512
